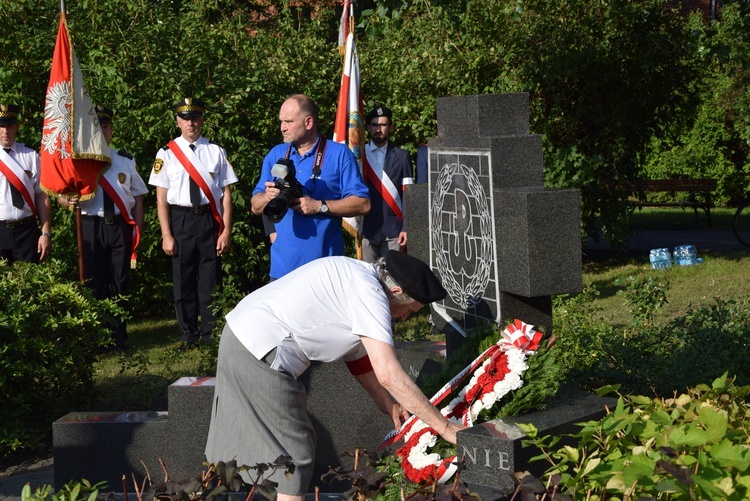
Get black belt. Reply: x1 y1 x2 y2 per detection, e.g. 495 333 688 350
82 214 126 225
170 204 211 215
0 215 35 228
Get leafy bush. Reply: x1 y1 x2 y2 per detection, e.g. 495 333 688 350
0 260 117 457
553 280 750 395
516 374 750 500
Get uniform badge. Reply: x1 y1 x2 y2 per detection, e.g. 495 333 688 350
118 173 127 184
153 158 164 174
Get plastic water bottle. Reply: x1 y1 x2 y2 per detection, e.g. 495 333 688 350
673 245 699 266
649 248 671 269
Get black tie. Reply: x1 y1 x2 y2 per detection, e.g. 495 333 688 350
102 190 115 222
4 148 24 209
188 144 201 207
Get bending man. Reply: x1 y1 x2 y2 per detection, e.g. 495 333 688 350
205 251 461 500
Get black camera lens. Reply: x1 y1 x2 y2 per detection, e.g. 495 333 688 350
264 186 295 222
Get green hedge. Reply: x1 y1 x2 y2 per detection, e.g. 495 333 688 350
0 260 117 457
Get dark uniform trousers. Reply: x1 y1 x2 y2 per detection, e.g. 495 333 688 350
170 206 221 343
0 216 41 264
81 215 133 348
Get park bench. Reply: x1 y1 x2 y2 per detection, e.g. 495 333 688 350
626 178 717 226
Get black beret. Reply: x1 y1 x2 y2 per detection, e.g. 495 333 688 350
0 104 19 125
385 250 447 305
366 105 392 124
174 97 205 118
95 105 114 123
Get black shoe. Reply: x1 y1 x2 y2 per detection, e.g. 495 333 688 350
178 341 199 351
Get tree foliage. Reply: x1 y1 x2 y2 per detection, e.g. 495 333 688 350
0 0 748 311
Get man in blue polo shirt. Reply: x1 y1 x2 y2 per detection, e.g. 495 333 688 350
252 94 370 279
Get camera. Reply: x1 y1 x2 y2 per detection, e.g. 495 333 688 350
263 158 304 222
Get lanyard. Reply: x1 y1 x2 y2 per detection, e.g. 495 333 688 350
284 135 327 179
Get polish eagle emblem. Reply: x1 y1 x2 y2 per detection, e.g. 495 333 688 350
42 81 73 160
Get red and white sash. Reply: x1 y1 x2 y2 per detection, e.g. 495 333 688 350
0 148 37 216
166 141 224 236
99 172 140 268
363 155 403 221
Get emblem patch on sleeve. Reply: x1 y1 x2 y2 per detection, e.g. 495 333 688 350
153 158 164 174
118 172 127 184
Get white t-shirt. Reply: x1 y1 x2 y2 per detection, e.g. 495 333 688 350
226 256 394 376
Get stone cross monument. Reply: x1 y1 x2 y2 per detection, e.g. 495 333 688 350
405 93 582 355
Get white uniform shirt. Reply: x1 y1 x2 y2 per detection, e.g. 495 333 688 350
0 142 41 221
148 135 238 209
226 256 394 377
366 141 387 172
79 147 148 217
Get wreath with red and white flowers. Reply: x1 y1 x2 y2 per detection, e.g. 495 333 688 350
382 319 543 484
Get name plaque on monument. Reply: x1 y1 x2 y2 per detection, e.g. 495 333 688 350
456 386 617 496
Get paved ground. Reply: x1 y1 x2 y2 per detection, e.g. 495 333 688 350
0 229 745 500
0 459 53 501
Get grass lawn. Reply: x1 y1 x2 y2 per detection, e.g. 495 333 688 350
91 207 749 411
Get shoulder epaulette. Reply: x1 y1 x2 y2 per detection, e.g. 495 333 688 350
161 145 170 151
209 140 223 149
117 150 133 160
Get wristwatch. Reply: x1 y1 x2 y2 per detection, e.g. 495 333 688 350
320 200 329 214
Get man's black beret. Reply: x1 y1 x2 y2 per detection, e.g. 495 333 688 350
385 250 447 304
366 105 392 124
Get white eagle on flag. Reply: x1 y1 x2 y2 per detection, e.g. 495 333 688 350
42 81 73 160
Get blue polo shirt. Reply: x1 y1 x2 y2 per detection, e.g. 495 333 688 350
254 136 369 279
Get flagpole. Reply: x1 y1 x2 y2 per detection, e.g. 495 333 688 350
59 0 84 282
58 0 84 282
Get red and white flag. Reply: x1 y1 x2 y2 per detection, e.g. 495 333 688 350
337 0 351 54
333 1 366 255
41 12 110 200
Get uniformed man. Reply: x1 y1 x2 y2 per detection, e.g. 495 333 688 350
0 103 52 263
149 98 238 346
58 106 148 350
361 105 413 263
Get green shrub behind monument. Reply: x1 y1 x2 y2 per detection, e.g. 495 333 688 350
0 259 118 458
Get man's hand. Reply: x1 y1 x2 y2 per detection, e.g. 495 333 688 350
216 230 231 255
57 194 79 208
398 231 408 247
37 235 51 261
264 181 281 201
162 234 177 256
251 182 281 215
388 402 410 430
293 196 324 216
439 421 463 445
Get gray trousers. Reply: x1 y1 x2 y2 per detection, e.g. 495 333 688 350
204 325 316 495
